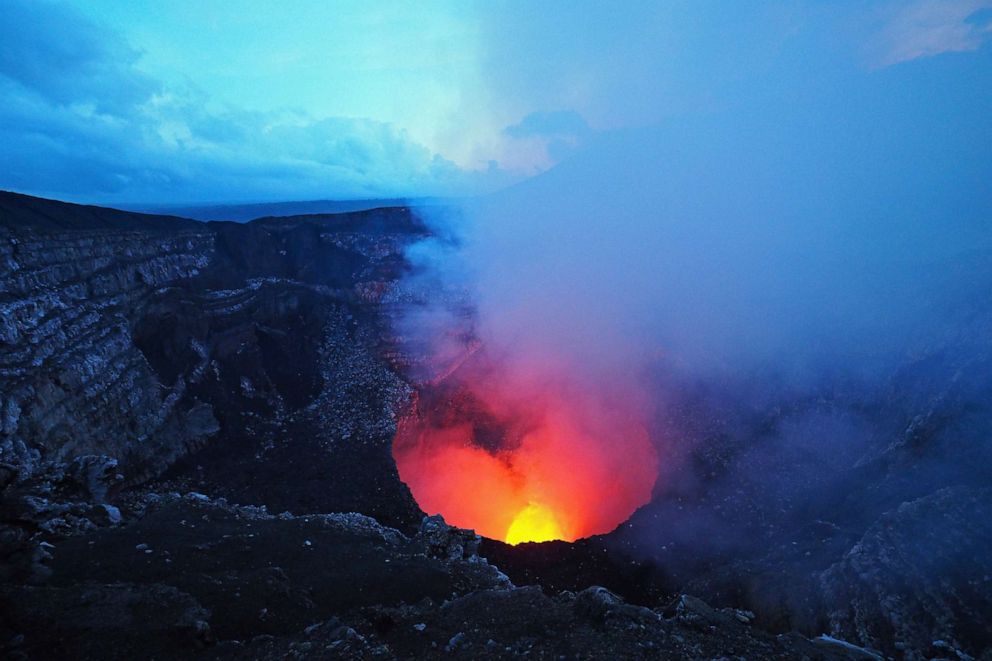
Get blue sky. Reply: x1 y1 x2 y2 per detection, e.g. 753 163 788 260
0 0 990 204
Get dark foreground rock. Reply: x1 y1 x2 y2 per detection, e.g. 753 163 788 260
0 493 870 660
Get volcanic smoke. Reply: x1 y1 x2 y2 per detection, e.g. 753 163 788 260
393 350 658 544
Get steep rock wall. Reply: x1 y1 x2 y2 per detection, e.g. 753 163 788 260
0 192 426 506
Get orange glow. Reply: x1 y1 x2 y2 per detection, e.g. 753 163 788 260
393 354 659 544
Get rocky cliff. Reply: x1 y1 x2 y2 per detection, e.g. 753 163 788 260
0 189 426 483
1 195 215 480
0 191 428 584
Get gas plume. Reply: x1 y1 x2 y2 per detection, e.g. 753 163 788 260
391 5 991 547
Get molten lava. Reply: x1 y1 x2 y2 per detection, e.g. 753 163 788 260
505 503 564 545
393 355 658 544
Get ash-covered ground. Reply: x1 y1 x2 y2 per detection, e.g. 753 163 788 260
1 191 990 659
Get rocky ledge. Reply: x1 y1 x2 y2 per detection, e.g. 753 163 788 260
0 492 873 660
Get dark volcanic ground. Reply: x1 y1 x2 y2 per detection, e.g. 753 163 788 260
1 191 991 659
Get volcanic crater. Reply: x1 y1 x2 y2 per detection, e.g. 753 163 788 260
2 191 991 660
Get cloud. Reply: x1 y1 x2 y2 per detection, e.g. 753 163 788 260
0 0 157 113
4 1 991 204
870 0 992 67
0 0 510 204
502 110 593 164
503 110 590 140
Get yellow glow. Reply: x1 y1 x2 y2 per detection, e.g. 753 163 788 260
505 503 564 544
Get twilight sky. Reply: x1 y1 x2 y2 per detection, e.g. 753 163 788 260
1 0 990 204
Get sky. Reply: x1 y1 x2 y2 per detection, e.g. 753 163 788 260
0 0 990 204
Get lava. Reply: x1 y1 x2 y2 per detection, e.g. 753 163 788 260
393 354 659 544
505 503 564 545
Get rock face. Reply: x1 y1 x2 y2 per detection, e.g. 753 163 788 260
1 190 425 507
0 212 217 480
816 486 992 659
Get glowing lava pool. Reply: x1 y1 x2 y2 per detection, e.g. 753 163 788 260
392 358 659 544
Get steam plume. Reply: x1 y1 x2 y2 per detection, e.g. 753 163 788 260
392 4 992 545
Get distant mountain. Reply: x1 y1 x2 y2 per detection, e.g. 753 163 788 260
0 190 202 231
125 197 455 222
